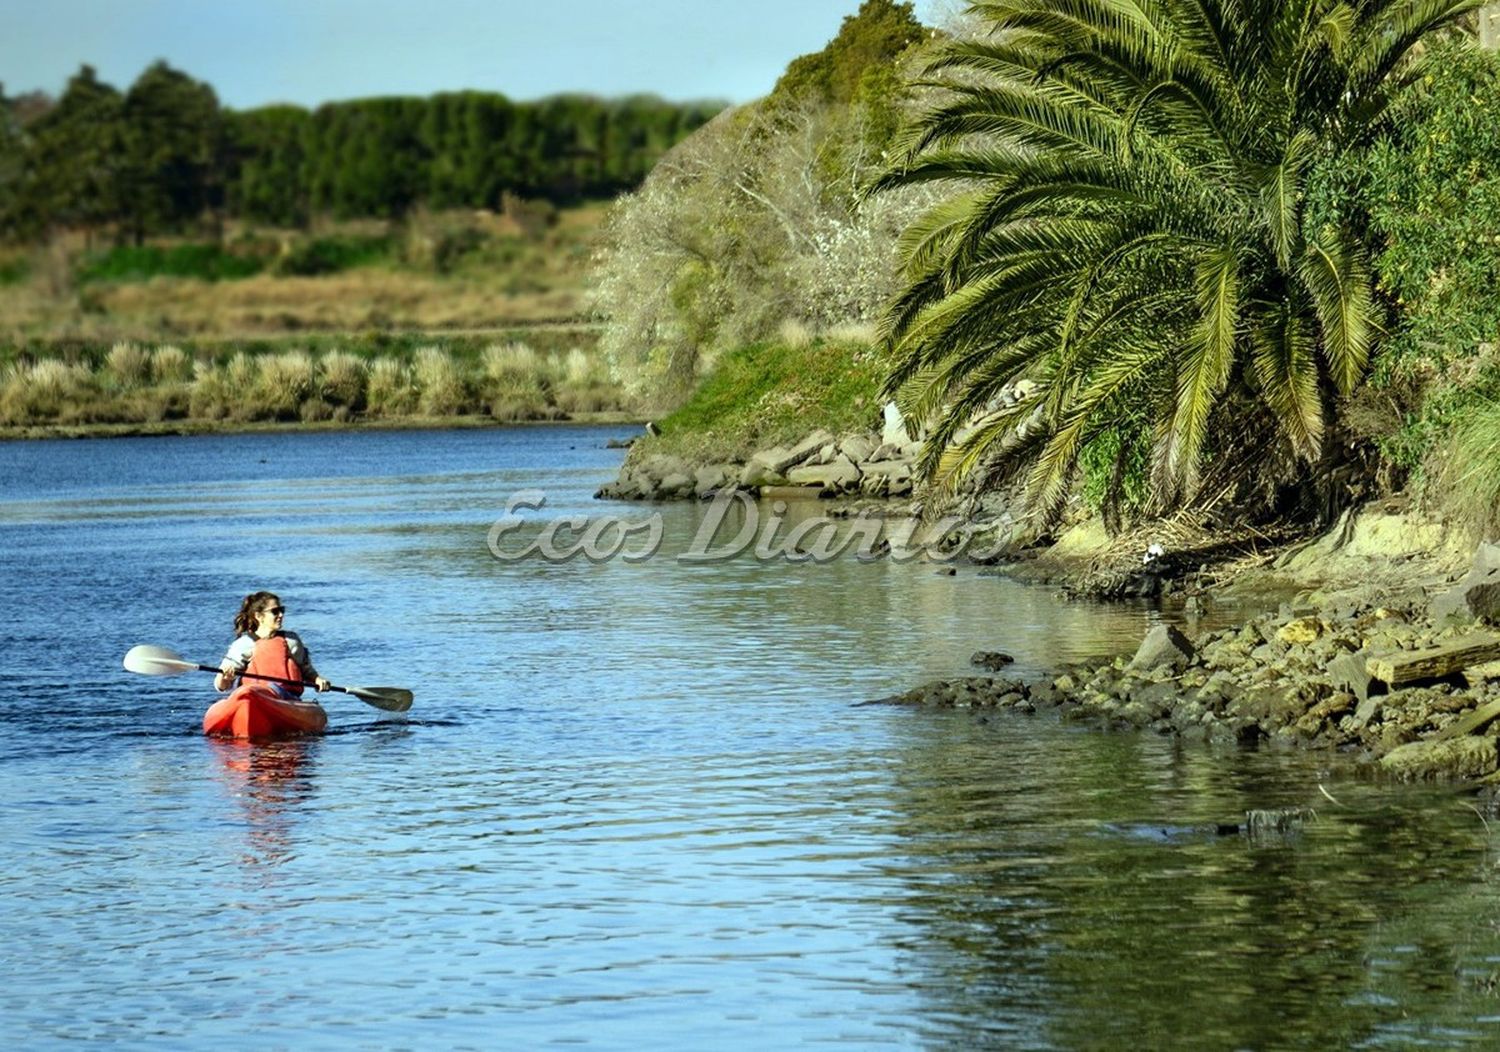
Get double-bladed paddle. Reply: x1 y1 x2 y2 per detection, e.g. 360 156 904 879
123 644 414 713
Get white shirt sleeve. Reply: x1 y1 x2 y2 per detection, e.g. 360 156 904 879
221 634 256 673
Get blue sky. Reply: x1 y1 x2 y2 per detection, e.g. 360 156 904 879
1 0 945 109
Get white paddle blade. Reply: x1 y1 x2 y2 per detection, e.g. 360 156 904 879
123 645 199 676
346 686 413 712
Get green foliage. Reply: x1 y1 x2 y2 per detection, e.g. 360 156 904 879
77 243 264 283
1327 43 1500 473
0 64 720 243
0 339 630 430
119 62 224 239
273 234 394 276
771 1 925 109
1437 393 1500 538
876 0 1478 521
592 8 935 412
648 337 887 461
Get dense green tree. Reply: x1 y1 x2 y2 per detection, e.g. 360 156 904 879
226 105 311 226
120 61 224 240
772 0 926 108
876 0 1483 520
17 65 125 239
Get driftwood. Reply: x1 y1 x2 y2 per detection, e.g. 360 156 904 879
1366 634 1500 688
1434 698 1500 743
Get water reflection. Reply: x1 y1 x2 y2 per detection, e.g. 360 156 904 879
208 738 318 874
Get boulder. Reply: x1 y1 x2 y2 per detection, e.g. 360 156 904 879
1380 736 1500 781
1432 543 1500 624
839 433 879 465
1277 617 1324 646
739 460 788 488
658 472 693 497
1129 624 1196 672
971 651 1015 671
787 454 861 492
694 465 730 499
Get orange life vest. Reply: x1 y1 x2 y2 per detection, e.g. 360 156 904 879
245 635 304 697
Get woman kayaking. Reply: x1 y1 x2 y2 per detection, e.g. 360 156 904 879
214 591 331 697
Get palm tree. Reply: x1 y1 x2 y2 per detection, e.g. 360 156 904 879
876 0 1482 521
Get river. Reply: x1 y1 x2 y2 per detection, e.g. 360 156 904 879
2 425 1499 1048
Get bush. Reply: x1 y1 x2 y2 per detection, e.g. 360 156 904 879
256 351 316 418
75 243 265 284
413 346 468 415
1436 394 1500 539
366 356 416 416
150 345 193 383
274 235 393 276
1312 43 1500 473
320 350 367 408
106 342 151 388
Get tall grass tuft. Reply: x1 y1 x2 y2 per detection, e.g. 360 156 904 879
151 345 193 383
366 356 416 416
320 350 367 408
190 360 232 419
413 346 468 415
0 359 96 423
255 351 316 419
106 342 151 388
1438 397 1500 540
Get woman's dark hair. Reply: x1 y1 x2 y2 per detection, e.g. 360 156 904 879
233 591 281 637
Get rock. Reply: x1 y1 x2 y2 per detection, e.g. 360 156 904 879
1380 736 1500 781
658 472 693 497
1129 625 1196 672
1277 617 1324 646
1351 696 1382 731
1329 649 1376 703
970 651 1015 671
839 433 879 464
786 454 861 492
738 460 788 488
1432 543 1500 623
605 437 635 449
694 465 730 499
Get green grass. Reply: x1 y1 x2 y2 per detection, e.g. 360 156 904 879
645 337 890 461
273 235 395 276
77 244 267 283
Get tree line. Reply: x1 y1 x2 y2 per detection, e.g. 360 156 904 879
0 62 722 241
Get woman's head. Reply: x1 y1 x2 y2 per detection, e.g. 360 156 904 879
233 591 285 638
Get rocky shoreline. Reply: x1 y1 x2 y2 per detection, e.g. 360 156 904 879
599 421 1500 786
874 543 1500 785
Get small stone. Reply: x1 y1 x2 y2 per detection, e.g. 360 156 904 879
970 651 1015 671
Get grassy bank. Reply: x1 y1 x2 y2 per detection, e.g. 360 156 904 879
0 336 634 434
0 202 604 343
635 329 893 462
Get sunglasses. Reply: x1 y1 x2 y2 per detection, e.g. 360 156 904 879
264 606 286 616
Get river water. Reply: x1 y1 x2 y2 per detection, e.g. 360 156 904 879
3 425 1500 1049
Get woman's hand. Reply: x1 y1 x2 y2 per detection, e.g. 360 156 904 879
315 676 331 693
214 669 235 692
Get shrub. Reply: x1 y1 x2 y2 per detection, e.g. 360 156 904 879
256 351 316 419
1436 394 1500 540
75 244 265 284
274 235 393 276
105 342 151 388
413 346 467 415
319 350 367 408
189 360 232 419
150 345 193 383
0 359 96 422
366 356 416 416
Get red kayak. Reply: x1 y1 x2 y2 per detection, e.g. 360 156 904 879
203 685 329 738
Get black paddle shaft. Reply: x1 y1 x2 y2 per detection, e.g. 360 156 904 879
208 664 328 692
